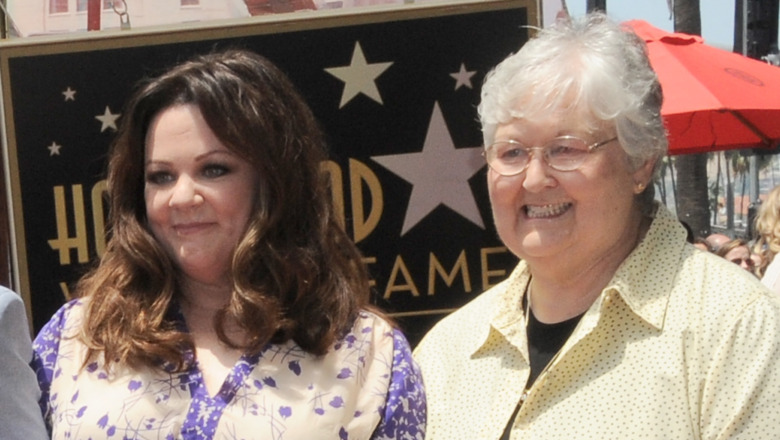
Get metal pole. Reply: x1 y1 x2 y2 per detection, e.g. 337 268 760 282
743 0 780 238
727 181 735 232
586 0 606 12
748 155 759 238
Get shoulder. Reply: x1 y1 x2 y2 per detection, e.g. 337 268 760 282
0 285 22 313
340 310 422 382
33 298 85 351
414 276 511 363
0 287 32 358
329 310 398 365
628 211 774 330
352 309 395 334
678 248 772 307
420 275 511 336
358 312 427 440
668 247 780 343
0 286 24 321
0 291 48 440
0 286 30 356
344 310 396 349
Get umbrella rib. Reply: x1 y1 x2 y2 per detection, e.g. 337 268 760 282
726 109 772 147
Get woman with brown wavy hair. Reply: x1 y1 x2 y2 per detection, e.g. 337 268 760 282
32 49 425 439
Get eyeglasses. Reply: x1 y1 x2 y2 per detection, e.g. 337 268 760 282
483 136 618 176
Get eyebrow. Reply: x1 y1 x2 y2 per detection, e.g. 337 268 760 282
145 148 237 166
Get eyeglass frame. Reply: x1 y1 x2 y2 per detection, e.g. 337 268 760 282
482 135 619 176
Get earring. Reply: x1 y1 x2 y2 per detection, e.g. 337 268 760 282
635 182 645 193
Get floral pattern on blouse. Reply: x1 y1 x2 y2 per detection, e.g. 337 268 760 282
33 300 426 440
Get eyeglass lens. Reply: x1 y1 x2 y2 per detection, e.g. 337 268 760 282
730 258 755 267
486 137 596 175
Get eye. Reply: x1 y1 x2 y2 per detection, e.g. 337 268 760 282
145 170 174 185
547 145 582 157
202 163 230 178
496 143 527 163
547 138 588 158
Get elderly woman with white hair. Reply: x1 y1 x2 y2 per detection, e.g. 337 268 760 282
414 12 780 440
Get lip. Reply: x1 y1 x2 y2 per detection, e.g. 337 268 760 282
172 222 214 235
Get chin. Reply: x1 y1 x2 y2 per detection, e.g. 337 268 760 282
179 262 226 284
514 234 569 259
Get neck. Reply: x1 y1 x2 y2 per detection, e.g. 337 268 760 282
180 275 232 309
527 214 651 323
526 277 603 324
179 277 235 333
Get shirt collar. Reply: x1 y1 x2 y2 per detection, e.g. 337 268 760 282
472 202 686 355
606 202 687 329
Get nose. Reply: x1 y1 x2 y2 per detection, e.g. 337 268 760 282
168 175 203 208
521 150 555 192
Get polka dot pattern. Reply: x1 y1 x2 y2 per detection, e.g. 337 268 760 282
414 204 780 439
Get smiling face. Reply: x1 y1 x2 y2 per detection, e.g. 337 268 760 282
144 104 258 288
487 113 654 271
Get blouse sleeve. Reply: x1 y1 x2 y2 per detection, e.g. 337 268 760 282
370 328 427 440
31 299 75 430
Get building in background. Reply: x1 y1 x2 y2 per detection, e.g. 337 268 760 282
9 0 249 36
7 0 411 37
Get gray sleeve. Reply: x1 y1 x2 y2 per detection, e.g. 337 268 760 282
0 286 48 440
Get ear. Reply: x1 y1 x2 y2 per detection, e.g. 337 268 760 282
631 158 656 194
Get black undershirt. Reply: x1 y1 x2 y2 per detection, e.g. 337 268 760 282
499 294 583 440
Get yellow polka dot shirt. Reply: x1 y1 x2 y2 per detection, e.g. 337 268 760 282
414 204 780 439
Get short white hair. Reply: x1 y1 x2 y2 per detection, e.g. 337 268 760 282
478 12 667 172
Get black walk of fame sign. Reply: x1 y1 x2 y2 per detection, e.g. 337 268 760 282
0 0 531 345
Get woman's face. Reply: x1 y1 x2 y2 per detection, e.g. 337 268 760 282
724 245 754 272
487 114 653 268
144 104 258 287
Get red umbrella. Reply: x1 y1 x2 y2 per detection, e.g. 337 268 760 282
625 19 780 155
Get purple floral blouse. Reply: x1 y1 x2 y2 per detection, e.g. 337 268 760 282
32 300 426 439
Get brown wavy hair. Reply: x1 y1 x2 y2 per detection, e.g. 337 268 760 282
77 49 376 372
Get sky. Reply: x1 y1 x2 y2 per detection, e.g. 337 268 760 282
548 0 779 52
